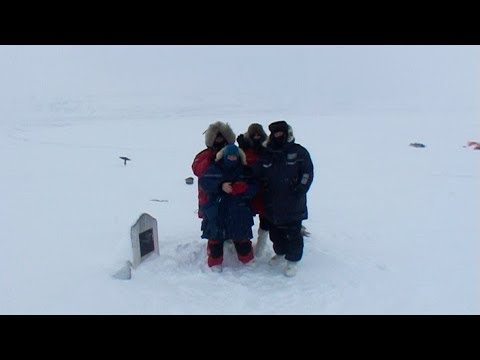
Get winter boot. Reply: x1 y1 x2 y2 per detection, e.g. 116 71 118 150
254 228 269 257
269 254 285 266
234 240 254 264
207 240 223 269
284 261 298 277
208 255 223 268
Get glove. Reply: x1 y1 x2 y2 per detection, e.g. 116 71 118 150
231 181 248 195
236 134 250 150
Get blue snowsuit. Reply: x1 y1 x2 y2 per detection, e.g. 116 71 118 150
199 159 258 242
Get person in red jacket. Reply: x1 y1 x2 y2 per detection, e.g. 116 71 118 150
236 123 270 257
192 121 236 218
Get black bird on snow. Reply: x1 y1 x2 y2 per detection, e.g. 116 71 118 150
119 156 131 165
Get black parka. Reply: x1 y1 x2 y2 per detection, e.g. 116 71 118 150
257 139 314 225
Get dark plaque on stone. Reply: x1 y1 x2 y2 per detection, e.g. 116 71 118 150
139 228 155 257
131 213 159 268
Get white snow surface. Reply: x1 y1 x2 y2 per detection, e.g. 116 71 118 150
0 45 478 314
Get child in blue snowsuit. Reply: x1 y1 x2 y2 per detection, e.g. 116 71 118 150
199 144 258 271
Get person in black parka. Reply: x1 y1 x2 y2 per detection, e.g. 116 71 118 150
256 120 314 277
199 144 258 271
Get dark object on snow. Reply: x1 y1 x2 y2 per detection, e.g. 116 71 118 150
119 156 131 165
467 141 480 150
150 199 168 202
409 143 426 148
185 177 194 185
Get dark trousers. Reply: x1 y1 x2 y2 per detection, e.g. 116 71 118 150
259 216 270 231
269 221 304 262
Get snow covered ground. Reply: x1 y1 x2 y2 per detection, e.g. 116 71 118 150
0 45 478 314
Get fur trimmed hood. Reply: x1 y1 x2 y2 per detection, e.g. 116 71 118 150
203 121 236 148
241 123 268 148
263 123 295 147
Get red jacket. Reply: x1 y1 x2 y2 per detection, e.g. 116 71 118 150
192 148 217 218
243 147 265 216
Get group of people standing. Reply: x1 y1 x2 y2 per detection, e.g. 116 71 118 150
192 120 314 277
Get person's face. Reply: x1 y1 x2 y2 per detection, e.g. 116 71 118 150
273 131 284 138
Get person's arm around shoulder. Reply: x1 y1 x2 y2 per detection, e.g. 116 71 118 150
199 163 223 194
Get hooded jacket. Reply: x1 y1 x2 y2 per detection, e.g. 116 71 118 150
256 124 314 225
237 123 268 216
192 121 235 218
199 147 258 241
